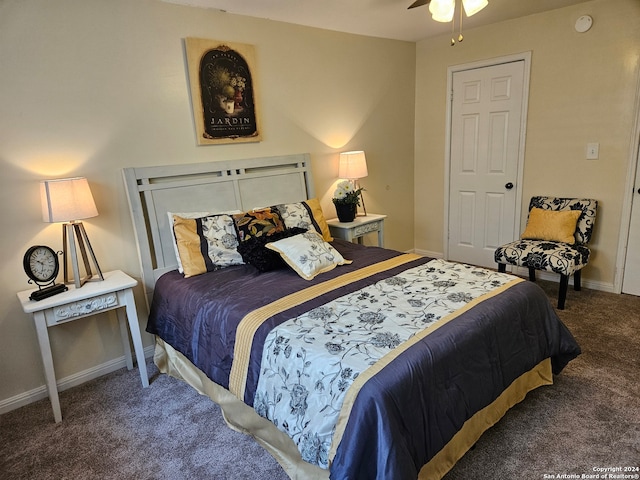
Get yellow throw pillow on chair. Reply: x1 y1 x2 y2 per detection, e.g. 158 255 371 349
521 208 581 244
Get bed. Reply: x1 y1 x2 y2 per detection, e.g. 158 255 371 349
123 153 580 479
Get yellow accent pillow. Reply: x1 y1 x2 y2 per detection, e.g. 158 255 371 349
173 216 207 277
305 198 333 242
521 208 581 244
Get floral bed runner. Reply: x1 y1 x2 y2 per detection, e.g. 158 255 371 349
253 259 519 468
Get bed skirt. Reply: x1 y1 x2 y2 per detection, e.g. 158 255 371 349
153 337 553 480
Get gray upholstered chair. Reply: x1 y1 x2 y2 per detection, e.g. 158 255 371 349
494 196 597 309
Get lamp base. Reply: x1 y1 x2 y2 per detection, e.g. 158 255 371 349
354 179 367 216
359 191 367 216
62 222 104 288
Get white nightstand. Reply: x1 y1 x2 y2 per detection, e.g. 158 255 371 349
327 214 387 247
17 270 149 422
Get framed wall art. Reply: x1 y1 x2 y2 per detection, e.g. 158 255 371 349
185 37 262 145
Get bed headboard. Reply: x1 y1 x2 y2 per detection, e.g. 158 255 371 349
123 153 314 305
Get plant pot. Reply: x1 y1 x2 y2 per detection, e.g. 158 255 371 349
335 203 357 223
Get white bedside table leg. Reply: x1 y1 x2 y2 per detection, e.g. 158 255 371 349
119 288 149 387
33 311 62 423
116 308 134 370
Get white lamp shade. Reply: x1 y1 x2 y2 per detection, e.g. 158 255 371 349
339 151 368 179
41 177 98 223
429 0 455 22
462 0 488 17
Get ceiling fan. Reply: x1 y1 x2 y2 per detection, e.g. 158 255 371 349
408 0 488 16
407 0 430 8
408 0 489 44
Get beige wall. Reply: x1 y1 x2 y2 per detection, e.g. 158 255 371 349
414 0 640 291
0 0 415 406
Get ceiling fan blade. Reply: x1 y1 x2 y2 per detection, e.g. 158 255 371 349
408 0 431 9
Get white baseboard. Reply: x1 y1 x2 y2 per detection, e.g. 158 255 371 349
0 344 155 416
412 249 444 258
509 266 614 293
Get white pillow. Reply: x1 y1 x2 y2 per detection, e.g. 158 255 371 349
168 210 241 273
265 231 351 280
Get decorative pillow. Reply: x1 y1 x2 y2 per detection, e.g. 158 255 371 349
172 214 243 278
521 208 581 244
237 227 307 272
265 231 351 280
276 198 333 242
168 210 241 273
233 208 286 242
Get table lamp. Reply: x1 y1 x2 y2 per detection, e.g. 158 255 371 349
40 177 104 288
339 150 368 216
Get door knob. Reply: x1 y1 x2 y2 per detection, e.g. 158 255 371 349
505 182 514 190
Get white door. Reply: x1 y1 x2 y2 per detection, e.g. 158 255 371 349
448 60 526 268
622 155 640 295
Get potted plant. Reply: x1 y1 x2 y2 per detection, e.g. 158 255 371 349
332 180 364 222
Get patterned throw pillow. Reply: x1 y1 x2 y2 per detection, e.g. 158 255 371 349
168 210 241 273
233 207 286 242
275 198 333 242
172 214 243 278
265 230 351 280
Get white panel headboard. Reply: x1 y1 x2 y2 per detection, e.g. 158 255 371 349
123 153 314 305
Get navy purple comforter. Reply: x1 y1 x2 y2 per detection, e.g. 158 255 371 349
147 240 580 479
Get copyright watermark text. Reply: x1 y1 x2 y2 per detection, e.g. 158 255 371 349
542 467 640 479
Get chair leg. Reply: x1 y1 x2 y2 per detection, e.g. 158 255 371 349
558 275 569 310
528 267 536 282
574 270 581 291
498 263 506 273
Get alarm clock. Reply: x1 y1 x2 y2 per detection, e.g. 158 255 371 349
23 245 68 301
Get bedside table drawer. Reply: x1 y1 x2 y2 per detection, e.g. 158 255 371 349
353 221 382 237
45 293 119 326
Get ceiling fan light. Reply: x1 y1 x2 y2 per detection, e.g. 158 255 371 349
429 0 455 22
462 0 488 17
